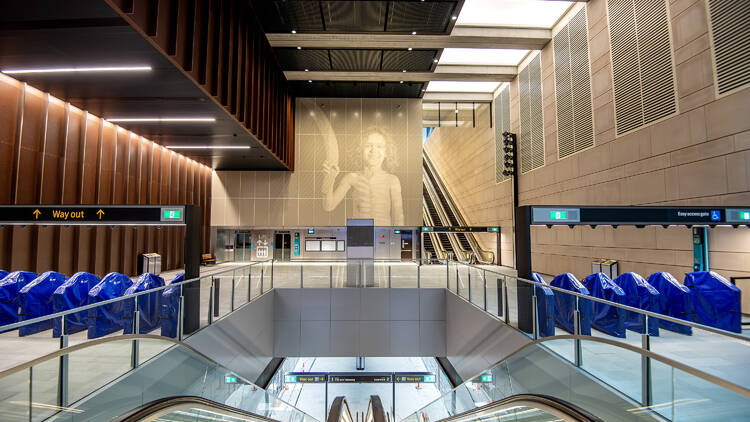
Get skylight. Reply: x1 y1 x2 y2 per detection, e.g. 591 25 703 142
456 0 573 29
426 81 500 93
439 48 529 66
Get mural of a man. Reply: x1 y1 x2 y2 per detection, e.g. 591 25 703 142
321 127 405 226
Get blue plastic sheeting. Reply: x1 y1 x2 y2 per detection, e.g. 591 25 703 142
87 272 134 338
612 273 660 335
52 272 101 337
532 273 556 337
684 271 741 333
18 271 68 336
0 271 8 280
0 272 38 327
582 273 626 338
647 272 694 335
549 273 592 335
123 273 165 334
160 273 184 338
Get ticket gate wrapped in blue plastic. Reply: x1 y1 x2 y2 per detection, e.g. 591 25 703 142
550 273 592 335
52 272 101 337
18 271 68 336
123 273 165 334
684 271 741 333
648 272 694 335
582 273 626 338
160 273 184 338
613 273 660 335
0 271 8 280
532 273 556 337
87 272 134 338
0 271 38 327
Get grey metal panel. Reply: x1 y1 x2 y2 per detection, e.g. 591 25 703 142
390 321 420 356
390 288 420 320
359 321 390 356
331 288 362 320
274 289 302 321
420 289 445 321
301 320 331 356
330 320 359 357
184 292 275 383
274 320 302 357
420 321 447 356
300 288 332 321
361 289 391 320
445 292 530 380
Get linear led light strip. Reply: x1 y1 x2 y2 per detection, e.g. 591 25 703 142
107 117 216 122
166 145 251 149
1 65 152 74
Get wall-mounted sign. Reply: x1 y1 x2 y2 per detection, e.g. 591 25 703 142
328 373 392 383
422 226 500 233
0 205 186 225
308 228 315 234
529 206 750 226
284 373 327 383
394 373 435 383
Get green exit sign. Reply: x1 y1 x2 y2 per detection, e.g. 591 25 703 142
480 374 493 383
225 376 238 383
423 375 435 382
490 227 499 232
743 212 750 220
285 375 297 383
550 211 567 220
163 209 181 220
422 227 429 232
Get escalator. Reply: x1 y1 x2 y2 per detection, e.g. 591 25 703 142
422 153 494 264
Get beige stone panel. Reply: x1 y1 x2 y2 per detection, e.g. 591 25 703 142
327 98 346 133
626 247 678 266
331 198 347 226
268 172 284 198
225 197 240 226
706 88 750 140
240 171 255 198
297 134 316 171
674 33 710 65
676 156 728 198
665 167 680 200
676 50 713 98
711 251 750 273
313 198 331 225
594 102 615 135
211 197 226 226
591 52 610 75
405 199 422 226
254 172 270 198
611 226 657 249
678 85 715 112
670 135 733 167
651 108 706 155
588 13 607 39
591 64 611 100
298 199 315 225
212 171 227 199
296 98 317 135
342 134 363 172
283 198 299 226
222 171 242 198
237 198 254 226
298 171 315 199
623 155 671 179
589 27 611 63
670 0 708 49
344 98 362 134
577 144 612 176
710 227 750 253
735 130 750 151
268 199 284 227
593 89 613 110
254 200 269 227
609 128 650 167
591 179 624 205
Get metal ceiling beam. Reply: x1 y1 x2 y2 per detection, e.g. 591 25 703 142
267 26 551 50
435 64 516 75
422 92 495 102
284 71 514 82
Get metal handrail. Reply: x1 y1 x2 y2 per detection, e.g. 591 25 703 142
327 396 353 422
113 395 283 422
365 395 387 422
0 262 259 332
432 394 603 422
451 259 750 343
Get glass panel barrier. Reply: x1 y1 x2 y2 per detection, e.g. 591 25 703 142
30 357 59 422
389 261 419 288
0 368 29 422
67 336 132 404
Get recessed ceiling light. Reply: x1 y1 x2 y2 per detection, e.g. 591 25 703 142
107 117 216 122
451 16 457 20
408 47 413 51
291 29 297 34
1 65 152 75
297 46 302 50
411 31 417 35
308 80 312 83
166 145 251 150
304 68 309 71
399 81 404 84
402 69 407 72
433 59 438 63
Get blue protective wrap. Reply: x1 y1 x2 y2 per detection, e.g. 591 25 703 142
0 271 8 280
52 272 101 337
647 272 694 335
612 272 660 335
0 271 38 327
87 272 134 338
532 273 556 337
123 273 165 334
160 273 185 338
549 273 592 335
684 271 741 333
582 273 626 338
18 271 68 336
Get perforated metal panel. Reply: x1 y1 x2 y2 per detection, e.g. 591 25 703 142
607 0 676 136
554 7 594 159
330 49 382 71
707 0 750 96
382 50 437 71
519 54 545 174
275 48 331 71
387 1 455 33
495 85 511 183
291 81 424 98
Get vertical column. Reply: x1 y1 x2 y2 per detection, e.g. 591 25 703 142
514 205 533 333
183 204 202 334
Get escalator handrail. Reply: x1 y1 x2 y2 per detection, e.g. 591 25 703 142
112 395 281 422
365 395 388 422
328 396 354 422
432 393 603 422
423 174 470 261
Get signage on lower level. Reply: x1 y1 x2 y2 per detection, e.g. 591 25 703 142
394 372 436 383
284 373 327 383
529 206 750 226
328 373 393 383
0 205 186 225
422 226 500 233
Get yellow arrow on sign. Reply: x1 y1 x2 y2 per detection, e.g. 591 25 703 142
96 209 104 220
33 209 41 220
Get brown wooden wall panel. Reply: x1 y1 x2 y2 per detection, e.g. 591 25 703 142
108 0 295 169
0 74 212 277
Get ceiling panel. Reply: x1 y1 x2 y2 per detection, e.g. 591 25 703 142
290 81 424 98
382 50 437 71
329 49 382 71
387 1 456 33
275 48 331 71
322 1 387 32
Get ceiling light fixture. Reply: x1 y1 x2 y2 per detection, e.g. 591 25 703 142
451 16 457 20
107 117 216 122
291 29 297 34
433 59 438 63
1 65 152 75
408 47 413 51
304 68 309 71
166 145 251 150
411 31 417 35
308 80 312 83
297 46 302 50
399 81 404 84
402 69 407 72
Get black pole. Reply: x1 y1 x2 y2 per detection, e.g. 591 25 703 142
183 205 202 334
514 205 533 333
